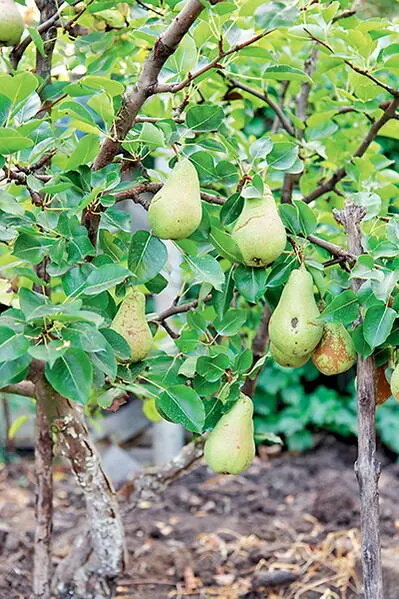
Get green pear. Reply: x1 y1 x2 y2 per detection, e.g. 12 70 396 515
204 393 255 475
231 187 286 268
270 342 310 368
391 364 399 401
268 267 323 358
112 289 152 362
312 322 356 376
148 158 202 240
0 0 24 46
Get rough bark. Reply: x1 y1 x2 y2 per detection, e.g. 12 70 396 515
35 0 58 86
334 202 383 599
30 368 126 599
33 395 53 599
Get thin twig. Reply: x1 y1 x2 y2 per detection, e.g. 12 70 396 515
220 73 295 136
303 96 399 203
304 29 399 98
156 31 274 94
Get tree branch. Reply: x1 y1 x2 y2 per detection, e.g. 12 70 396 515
220 73 295 136
113 181 226 208
333 203 383 599
152 295 212 324
155 31 272 95
10 0 81 69
303 96 399 203
281 46 318 204
306 233 355 261
2 381 36 397
126 438 205 509
94 0 218 171
304 29 398 98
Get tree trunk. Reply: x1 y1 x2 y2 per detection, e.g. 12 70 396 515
33 395 53 599
334 202 383 599
31 370 126 599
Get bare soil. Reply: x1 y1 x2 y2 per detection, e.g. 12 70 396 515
1 437 399 599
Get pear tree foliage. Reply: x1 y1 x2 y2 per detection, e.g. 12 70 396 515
0 0 398 446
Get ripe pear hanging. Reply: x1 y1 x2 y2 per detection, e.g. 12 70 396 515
0 0 24 46
312 322 356 375
270 342 310 368
391 364 399 401
204 393 255 475
231 186 286 268
268 267 323 358
148 158 202 240
112 289 152 363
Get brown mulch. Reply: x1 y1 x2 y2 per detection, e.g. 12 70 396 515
1 437 399 598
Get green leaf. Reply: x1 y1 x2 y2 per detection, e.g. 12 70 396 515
209 227 242 262
0 327 29 361
183 255 225 291
13 232 46 265
233 265 267 303
135 122 165 146
214 308 247 336
263 65 312 82
319 290 360 325
196 354 230 382
83 264 130 295
45 349 93 404
0 72 38 105
363 304 396 349
213 266 234 318
267 142 299 170
0 128 34 154
220 193 244 226
128 231 168 285
156 385 205 433
352 324 372 358
100 328 131 362
66 134 100 170
186 104 224 132
0 354 31 388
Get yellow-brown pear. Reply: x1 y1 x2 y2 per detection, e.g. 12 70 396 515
312 322 356 375
231 186 286 268
148 158 202 240
112 289 152 362
204 393 255 475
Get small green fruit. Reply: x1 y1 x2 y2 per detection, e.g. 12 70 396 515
0 0 24 46
268 266 323 358
112 289 152 362
232 187 287 268
204 393 255 475
312 322 356 375
270 342 310 368
148 158 202 240
391 364 399 401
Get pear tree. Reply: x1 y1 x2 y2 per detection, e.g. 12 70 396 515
0 1 398 599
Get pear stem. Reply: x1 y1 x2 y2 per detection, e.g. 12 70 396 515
334 202 383 599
